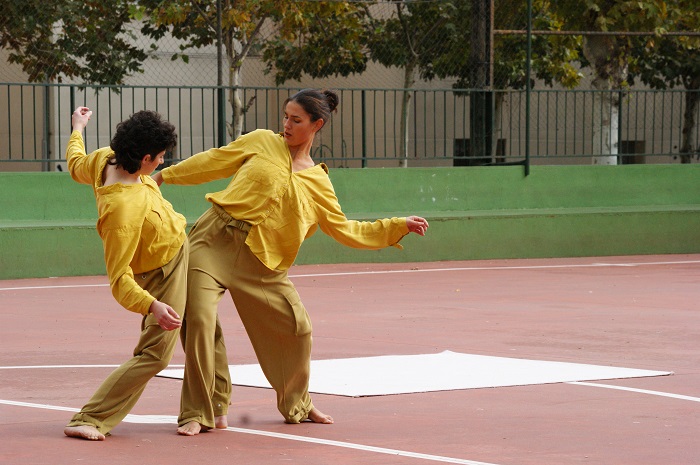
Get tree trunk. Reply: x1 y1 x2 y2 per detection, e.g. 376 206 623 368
228 63 244 140
589 79 619 165
582 35 627 165
398 60 416 168
679 81 700 164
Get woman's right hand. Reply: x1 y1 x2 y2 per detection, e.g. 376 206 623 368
71 106 92 132
149 300 182 331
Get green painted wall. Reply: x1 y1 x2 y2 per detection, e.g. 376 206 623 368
1 164 698 279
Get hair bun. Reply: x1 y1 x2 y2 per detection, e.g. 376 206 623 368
323 90 339 113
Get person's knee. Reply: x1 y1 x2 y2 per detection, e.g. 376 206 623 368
138 331 178 369
183 306 218 333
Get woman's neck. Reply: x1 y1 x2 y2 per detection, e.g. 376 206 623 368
288 145 311 161
288 142 315 172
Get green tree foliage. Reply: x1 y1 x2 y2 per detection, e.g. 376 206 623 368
364 0 456 165
628 0 700 162
135 0 370 139
363 0 583 163
262 2 370 85
426 0 583 91
0 0 147 84
549 0 670 163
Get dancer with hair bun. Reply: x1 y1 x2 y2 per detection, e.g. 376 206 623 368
153 89 429 435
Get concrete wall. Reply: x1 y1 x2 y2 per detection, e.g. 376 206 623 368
1 164 698 280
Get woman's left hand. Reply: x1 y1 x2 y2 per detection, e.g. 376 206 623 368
406 216 429 236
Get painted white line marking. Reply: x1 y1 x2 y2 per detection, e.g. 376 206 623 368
222 425 499 465
289 260 700 278
0 399 79 413
568 382 700 402
0 283 109 291
0 399 498 465
1 259 698 291
0 364 184 370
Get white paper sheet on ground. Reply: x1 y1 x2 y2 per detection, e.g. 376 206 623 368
157 351 672 397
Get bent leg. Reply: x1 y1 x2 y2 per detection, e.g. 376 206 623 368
66 243 188 436
66 307 182 434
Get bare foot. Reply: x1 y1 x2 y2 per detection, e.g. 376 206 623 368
177 421 210 436
64 425 105 441
215 415 228 429
307 407 334 424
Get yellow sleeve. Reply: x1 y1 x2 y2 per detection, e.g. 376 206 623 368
161 134 254 185
314 175 409 250
66 131 96 185
102 225 156 315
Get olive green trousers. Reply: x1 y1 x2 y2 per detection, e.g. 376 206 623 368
67 239 189 434
178 206 314 428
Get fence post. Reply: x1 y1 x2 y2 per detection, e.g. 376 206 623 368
216 0 226 147
524 0 532 176
361 89 367 168
42 84 50 172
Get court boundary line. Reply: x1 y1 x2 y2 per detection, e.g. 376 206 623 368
567 382 700 402
0 399 500 465
2 258 699 292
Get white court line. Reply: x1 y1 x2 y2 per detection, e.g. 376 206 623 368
568 382 700 402
0 364 184 370
1 259 699 292
0 399 499 465
221 425 499 465
0 283 109 291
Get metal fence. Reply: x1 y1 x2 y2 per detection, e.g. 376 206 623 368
1 83 698 171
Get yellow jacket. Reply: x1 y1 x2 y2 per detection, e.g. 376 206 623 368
67 131 187 315
161 129 408 270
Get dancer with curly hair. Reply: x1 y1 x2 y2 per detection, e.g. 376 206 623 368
63 107 187 440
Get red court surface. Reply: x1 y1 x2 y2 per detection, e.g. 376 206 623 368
1 254 699 465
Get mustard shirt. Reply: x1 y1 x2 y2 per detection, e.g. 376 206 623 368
67 131 187 315
160 129 408 270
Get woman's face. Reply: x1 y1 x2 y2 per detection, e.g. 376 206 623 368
283 101 322 148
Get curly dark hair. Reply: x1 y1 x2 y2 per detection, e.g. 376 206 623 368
109 110 177 174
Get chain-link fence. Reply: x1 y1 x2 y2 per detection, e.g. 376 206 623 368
1 0 699 170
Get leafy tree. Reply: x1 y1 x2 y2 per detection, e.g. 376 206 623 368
550 0 670 164
0 0 147 84
366 1 457 166
434 0 584 161
136 0 370 139
367 0 583 164
262 2 371 85
628 0 700 163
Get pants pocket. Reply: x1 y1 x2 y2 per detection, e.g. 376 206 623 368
284 289 312 336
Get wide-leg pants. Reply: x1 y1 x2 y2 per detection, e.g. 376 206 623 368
178 206 314 428
66 239 189 435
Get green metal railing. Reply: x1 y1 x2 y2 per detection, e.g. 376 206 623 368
1 83 698 170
